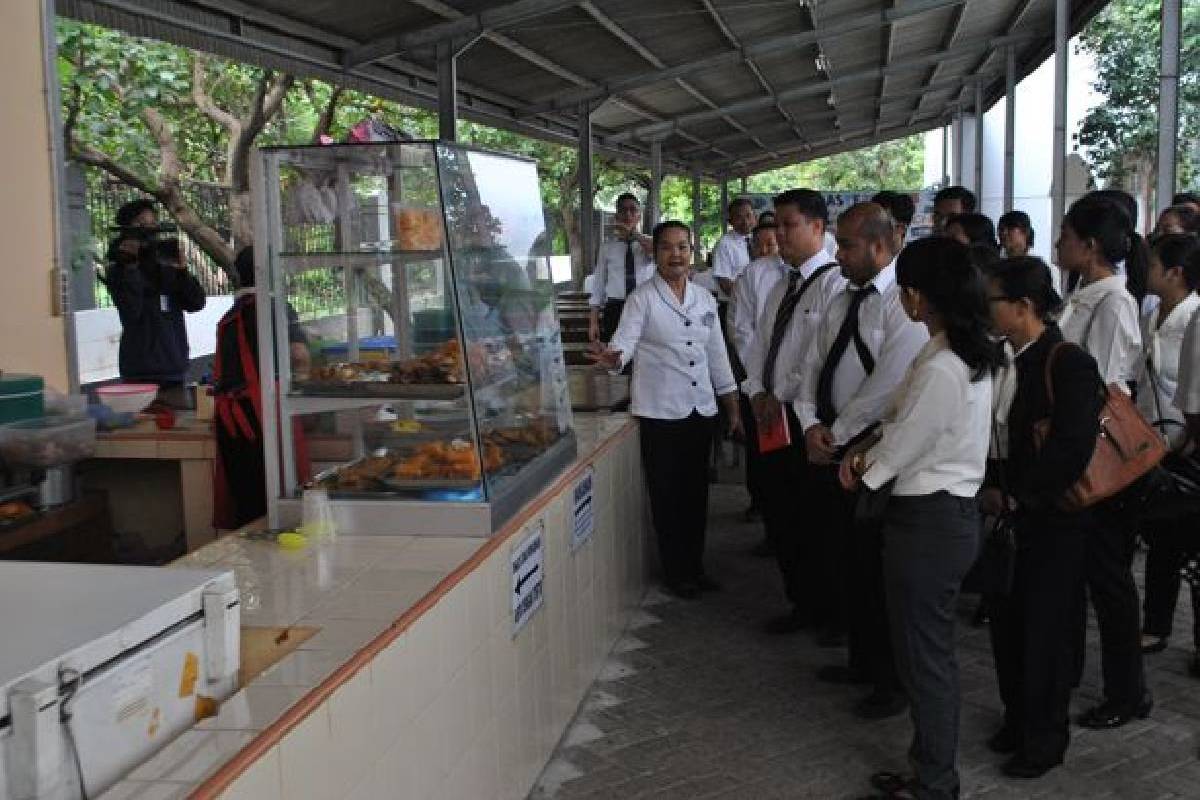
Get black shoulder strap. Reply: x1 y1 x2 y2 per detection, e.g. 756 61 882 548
795 261 837 304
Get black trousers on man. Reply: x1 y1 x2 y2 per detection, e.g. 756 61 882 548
759 408 810 609
640 412 717 587
600 299 625 343
990 512 1088 766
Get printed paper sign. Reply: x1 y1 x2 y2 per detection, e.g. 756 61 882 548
570 466 596 552
512 520 545 636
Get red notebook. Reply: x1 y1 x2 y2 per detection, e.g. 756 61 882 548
757 405 791 454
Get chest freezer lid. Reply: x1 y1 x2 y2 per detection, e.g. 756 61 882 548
0 562 235 720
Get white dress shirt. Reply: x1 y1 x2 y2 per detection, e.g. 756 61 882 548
588 238 655 307
609 274 737 420
1137 293 1200 446
740 251 845 403
730 254 787 368
1175 307 1200 416
862 333 993 497
794 260 929 446
711 230 754 300
1058 274 1142 390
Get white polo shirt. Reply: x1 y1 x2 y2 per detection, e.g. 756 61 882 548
711 230 754 300
1058 275 1143 390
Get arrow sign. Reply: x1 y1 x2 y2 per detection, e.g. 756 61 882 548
511 521 545 636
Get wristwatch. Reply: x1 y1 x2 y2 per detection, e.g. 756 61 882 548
851 452 868 477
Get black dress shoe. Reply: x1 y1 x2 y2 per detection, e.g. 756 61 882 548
764 609 809 635
664 581 700 600
853 689 909 720
695 575 722 592
1077 695 1152 729
986 726 1021 754
816 664 872 685
1141 635 1169 654
1001 754 1061 779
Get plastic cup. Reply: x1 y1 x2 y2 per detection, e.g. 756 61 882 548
300 487 336 542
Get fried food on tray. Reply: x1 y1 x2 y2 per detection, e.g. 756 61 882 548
392 438 487 480
0 500 35 524
306 340 467 386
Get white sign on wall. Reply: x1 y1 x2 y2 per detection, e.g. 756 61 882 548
511 520 545 636
570 466 595 552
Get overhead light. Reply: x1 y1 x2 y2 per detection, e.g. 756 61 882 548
815 53 831 74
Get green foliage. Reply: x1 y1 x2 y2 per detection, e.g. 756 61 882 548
747 136 926 194
1076 0 1200 189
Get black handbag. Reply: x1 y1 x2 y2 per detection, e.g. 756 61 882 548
962 420 1017 596
1126 357 1200 524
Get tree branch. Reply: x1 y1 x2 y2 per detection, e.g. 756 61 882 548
190 53 239 131
311 86 345 143
142 106 183 186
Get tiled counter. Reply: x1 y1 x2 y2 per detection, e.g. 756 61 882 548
98 413 649 799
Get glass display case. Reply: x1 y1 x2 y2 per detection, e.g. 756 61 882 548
251 141 575 536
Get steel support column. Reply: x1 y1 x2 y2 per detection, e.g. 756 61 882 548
952 109 963 185
973 82 984 198
1004 45 1016 211
720 177 729 234
941 124 949 186
1051 0 1069 232
1157 0 1181 216
740 176 748 194
691 172 703 268
436 42 457 141
648 139 663 227
578 103 595 279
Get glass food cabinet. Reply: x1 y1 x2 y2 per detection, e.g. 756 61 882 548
251 142 575 536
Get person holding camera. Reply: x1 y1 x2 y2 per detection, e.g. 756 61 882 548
106 200 207 398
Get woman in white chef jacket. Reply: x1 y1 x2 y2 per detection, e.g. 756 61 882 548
1054 195 1152 730
1137 235 1200 662
589 221 743 599
838 237 1000 800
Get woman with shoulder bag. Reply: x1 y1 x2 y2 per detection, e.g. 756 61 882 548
982 257 1105 779
1138 235 1200 664
841 238 1000 800
1055 197 1153 730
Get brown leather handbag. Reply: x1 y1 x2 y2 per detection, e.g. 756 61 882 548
1033 343 1166 510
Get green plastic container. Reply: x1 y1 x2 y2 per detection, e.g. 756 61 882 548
0 373 45 424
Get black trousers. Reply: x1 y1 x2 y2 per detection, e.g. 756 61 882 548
760 408 810 608
883 493 980 800
1143 514 1200 643
990 511 1087 765
810 463 855 634
1082 510 1147 709
600 299 625 343
849 506 900 692
640 413 717 586
739 392 765 512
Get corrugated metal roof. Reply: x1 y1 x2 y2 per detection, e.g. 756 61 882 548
57 0 1110 178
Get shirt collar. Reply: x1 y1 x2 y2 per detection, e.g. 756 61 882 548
791 250 833 279
1158 292 1200 329
652 272 696 312
846 257 896 295
1071 273 1125 302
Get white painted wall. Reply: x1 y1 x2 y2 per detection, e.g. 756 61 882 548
922 41 1103 262
73 295 234 386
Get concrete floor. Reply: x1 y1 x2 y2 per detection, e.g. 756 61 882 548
530 483 1200 799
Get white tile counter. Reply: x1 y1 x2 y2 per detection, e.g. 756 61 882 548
96 412 649 800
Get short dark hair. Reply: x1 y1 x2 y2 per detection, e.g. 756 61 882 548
615 192 640 210
235 246 255 288
752 222 777 239
989 256 1064 321
771 188 828 223
1171 191 1199 207
651 220 692 252
116 198 158 227
728 197 754 215
933 186 977 212
997 210 1034 246
1066 195 1149 300
1159 204 1200 234
757 210 776 224
871 191 915 225
1152 233 1200 291
945 213 998 251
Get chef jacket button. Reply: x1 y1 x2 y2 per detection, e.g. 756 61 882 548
685 320 692 326
691 381 697 387
686 341 692 347
689 361 695 367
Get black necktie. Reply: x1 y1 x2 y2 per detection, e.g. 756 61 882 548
746 236 755 261
762 270 804 394
815 285 878 426
624 239 636 296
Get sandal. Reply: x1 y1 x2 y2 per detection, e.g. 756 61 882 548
1141 634 1169 654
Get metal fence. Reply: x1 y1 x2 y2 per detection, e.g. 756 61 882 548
85 171 236 308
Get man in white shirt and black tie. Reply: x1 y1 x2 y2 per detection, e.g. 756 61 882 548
795 202 928 719
741 190 846 632
712 198 758 301
588 193 655 344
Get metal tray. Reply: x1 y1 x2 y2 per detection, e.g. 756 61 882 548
380 476 481 491
294 381 466 400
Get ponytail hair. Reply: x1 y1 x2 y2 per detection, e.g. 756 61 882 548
1063 196 1149 301
896 237 1003 380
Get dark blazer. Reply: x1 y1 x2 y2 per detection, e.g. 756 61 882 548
1004 324 1105 512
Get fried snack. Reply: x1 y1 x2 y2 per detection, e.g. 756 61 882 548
391 438 495 480
393 207 443 251
0 500 34 524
